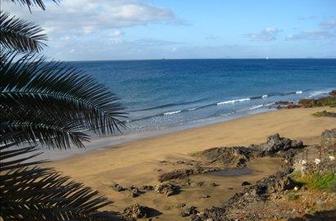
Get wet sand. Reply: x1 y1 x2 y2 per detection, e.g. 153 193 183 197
49 107 336 220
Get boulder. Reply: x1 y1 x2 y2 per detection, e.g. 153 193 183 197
139 185 154 192
123 204 160 219
321 128 336 148
180 206 198 217
257 134 304 156
111 183 126 192
254 169 297 195
200 146 253 168
241 181 252 186
129 186 143 198
154 183 180 196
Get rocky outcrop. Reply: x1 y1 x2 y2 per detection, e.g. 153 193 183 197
180 206 198 217
321 128 336 148
196 167 298 221
111 183 126 192
128 186 143 198
158 134 303 184
330 90 336 97
154 183 180 196
158 168 195 182
200 146 254 168
251 133 304 158
158 167 218 182
275 101 301 109
123 204 160 219
111 183 154 197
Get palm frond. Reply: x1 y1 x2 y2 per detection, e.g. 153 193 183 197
0 52 126 149
0 142 112 221
7 0 59 10
0 11 47 52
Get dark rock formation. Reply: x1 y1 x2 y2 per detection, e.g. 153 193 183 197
241 181 252 186
180 206 198 217
154 183 180 196
111 183 126 192
159 168 195 182
202 167 297 221
275 101 302 109
139 185 154 192
123 204 161 219
129 186 142 198
200 146 254 168
252 134 304 157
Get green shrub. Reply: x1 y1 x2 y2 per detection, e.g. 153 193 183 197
292 172 336 192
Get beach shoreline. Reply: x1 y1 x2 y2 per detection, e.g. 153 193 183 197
48 107 336 220
42 107 274 161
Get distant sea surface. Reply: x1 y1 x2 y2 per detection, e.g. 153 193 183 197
68 59 336 137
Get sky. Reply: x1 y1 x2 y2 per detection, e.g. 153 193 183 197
3 0 336 60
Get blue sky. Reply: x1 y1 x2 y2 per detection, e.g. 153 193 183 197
4 0 336 60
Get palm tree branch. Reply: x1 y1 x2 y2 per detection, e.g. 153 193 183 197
1 53 126 135
0 142 112 221
6 0 59 10
0 11 47 52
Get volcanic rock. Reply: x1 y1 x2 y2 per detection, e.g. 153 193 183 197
123 204 160 219
154 183 180 196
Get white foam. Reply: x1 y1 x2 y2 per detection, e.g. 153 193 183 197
164 110 182 115
296 90 303 94
249 104 264 110
217 98 250 106
262 94 268 99
308 89 330 98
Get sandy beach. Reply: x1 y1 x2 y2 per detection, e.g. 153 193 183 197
49 107 336 220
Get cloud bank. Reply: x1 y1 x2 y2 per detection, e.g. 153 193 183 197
246 27 281 41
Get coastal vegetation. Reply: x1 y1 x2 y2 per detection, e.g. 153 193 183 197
292 172 336 192
0 0 125 220
313 110 336 118
299 95 336 108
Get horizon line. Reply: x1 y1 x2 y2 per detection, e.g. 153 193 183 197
63 57 336 63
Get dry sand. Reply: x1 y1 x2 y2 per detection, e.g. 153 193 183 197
49 107 336 220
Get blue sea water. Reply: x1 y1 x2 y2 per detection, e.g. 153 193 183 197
68 59 336 136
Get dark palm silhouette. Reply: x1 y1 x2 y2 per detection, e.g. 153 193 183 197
0 0 126 220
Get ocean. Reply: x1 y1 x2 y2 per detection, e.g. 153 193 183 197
69 59 336 136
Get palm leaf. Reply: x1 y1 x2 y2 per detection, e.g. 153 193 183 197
0 11 47 52
6 0 59 10
0 52 126 149
0 142 112 221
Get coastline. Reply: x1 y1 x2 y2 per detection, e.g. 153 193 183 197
41 107 273 161
48 107 335 220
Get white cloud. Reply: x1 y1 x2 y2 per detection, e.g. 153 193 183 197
2 0 176 36
2 0 177 59
320 18 336 30
286 31 335 41
286 18 336 41
246 27 281 41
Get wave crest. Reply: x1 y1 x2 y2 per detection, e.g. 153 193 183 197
217 98 250 106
